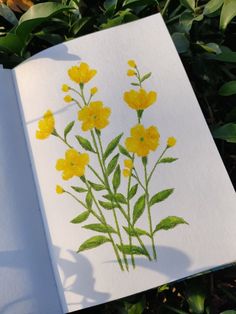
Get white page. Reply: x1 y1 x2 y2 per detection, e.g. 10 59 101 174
13 14 236 313
0 69 62 313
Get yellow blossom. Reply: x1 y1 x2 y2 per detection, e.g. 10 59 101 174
127 69 136 76
125 124 160 157
36 110 55 140
78 101 111 131
56 185 64 194
167 137 176 148
64 95 73 103
68 63 97 84
124 159 133 169
56 149 89 180
128 60 136 68
123 88 157 110
123 168 131 177
62 84 69 92
90 87 98 95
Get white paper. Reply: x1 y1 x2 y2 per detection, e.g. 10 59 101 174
13 14 236 313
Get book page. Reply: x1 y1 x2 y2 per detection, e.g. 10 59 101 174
13 14 236 313
0 70 62 313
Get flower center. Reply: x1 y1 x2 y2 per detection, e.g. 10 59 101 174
140 137 144 142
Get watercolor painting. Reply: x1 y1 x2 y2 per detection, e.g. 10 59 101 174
35 60 188 272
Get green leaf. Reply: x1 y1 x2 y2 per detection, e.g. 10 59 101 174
88 181 106 191
103 133 123 161
75 135 96 153
83 223 116 233
128 184 138 200
203 0 224 16
64 121 75 139
106 153 119 176
142 156 147 166
212 123 236 143
71 186 87 193
117 244 148 256
159 157 178 163
180 12 204 33
212 51 236 63
141 72 151 82
220 311 236 314
149 189 174 206
220 0 236 30
172 33 190 54
112 165 121 191
71 211 90 223
102 193 127 204
219 80 236 96
0 33 23 54
78 236 111 252
123 226 150 237
118 144 132 158
131 82 140 86
154 216 188 233
0 3 18 25
99 201 115 210
133 194 146 224
185 279 207 314
86 190 93 209
180 0 195 11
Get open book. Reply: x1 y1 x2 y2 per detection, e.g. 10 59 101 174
0 13 236 314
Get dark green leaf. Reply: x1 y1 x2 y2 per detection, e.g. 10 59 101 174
213 123 236 143
154 216 188 233
103 133 123 161
180 0 195 11
118 144 132 158
141 72 151 82
133 194 146 224
0 3 18 25
71 186 87 193
212 51 236 63
83 223 116 233
117 244 148 256
185 280 206 314
203 0 224 16
131 82 140 86
149 189 174 206
75 135 96 152
219 81 236 96
88 181 106 191
106 153 119 176
78 236 111 252
220 0 236 30
128 184 138 200
123 226 150 237
64 121 75 139
71 211 89 223
99 201 115 210
172 32 190 54
112 165 121 191
86 190 93 209
159 157 178 163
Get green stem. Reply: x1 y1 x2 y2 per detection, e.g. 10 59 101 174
161 0 171 16
148 147 168 184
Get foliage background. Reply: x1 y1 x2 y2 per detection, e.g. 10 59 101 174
0 0 236 313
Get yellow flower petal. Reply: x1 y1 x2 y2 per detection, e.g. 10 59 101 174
64 95 73 103
128 60 136 68
90 87 98 95
124 159 133 169
127 69 136 76
123 89 157 110
167 137 176 147
68 63 97 84
123 168 131 177
56 185 64 194
35 110 55 140
62 84 69 92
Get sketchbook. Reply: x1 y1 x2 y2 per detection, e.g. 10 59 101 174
0 13 235 314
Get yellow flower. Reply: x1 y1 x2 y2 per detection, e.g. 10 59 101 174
127 69 136 76
128 60 136 68
124 159 133 169
64 95 73 103
90 87 98 95
56 185 64 194
62 84 69 92
123 88 157 110
78 101 111 131
68 62 97 84
123 168 131 177
56 149 89 180
125 124 160 157
167 137 176 147
36 110 55 140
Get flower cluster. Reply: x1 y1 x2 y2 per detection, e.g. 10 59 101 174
36 110 55 139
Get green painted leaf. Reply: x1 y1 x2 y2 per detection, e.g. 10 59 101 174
99 201 115 210
180 0 195 11
78 236 111 252
141 72 151 82
203 0 224 16
103 133 123 161
118 144 132 158
213 123 236 143
219 80 236 96
71 186 87 193
149 189 174 206
71 211 89 223
75 135 96 153
117 244 148 256
154 216 188 233
102 193 126 204
112 165 121 191
220 0 236 30
106 153 119 176
64 121 75 139
86 190 93 209
83 223 116 233
159 157 178 163
133 194 146 224
128 183 138 200
123 226 150 237
131 82 140 86
88 181 106 191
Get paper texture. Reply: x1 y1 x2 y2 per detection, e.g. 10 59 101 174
14 14 236 313
0 69 62 314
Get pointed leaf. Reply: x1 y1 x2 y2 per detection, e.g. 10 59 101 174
154 216 188 233
159 157 178 163
83 223 116 233
99 201 115 210
213 123 236 143
88 181 106 191
112 165 121 191
78 236 111 252
131 82 140 86
203 0 224 16
149 189 174 206
141 72 151 82
64 121 75 139
71 186 87 193
75 135 96 153
117 244 148 256
133 194 146 224
220 0 236 30
118 144 132 158
180 0 195 11
128 184 138 200
86 190 93 209
103 133 123 161
71 211 90 223
219 80 236 96
123 226 150 237
106 153 119 176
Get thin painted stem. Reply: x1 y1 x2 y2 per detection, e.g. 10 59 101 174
148 147 168 184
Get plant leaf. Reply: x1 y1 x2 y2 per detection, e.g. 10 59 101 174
180 0 195 11
118 144 132 158
75 135 96 153
112 165 121 191
211 51 236 63
106 153 119 176
149 189 174 207
203 0 224 16
141 72 151 82
159 157 178 163
86 190 93 209
64 121 75 139
154 216 188 233
78 236 111 252
103 133 123 161
83 223 116 233
71 186 87 193
133 194 146 224
212 123 236 143
219 80 236 96
0 3 18 25
99 201 115 210
117 244 148 256
71 211 90 223
128 183 138 200
88 181 106 191
123 226 150 237
220 0 236 30
172 32 190 54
